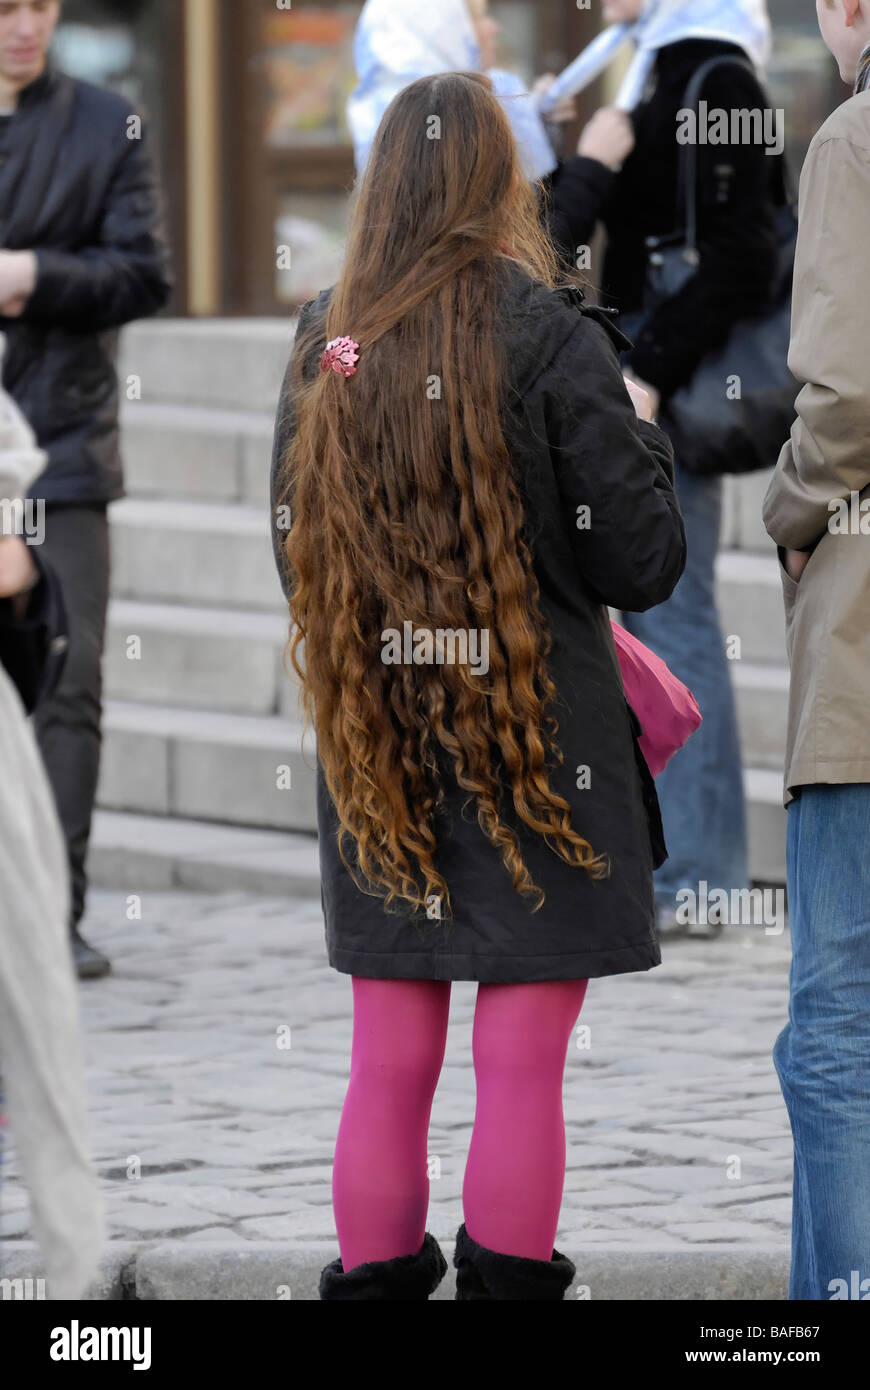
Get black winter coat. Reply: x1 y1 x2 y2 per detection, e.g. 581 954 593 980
0 63 173 504
270 260 686 982
547 38 781 402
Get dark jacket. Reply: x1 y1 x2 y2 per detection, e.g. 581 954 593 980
548 38 781 401
270 260 686 982
0 62 173 504
0 547 68 713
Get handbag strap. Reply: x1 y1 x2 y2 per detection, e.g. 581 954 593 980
674 54 795 255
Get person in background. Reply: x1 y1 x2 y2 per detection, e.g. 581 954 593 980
0 0 173 978
347 0 571 187
544 0 781 939
762 0 870 1302
0 347 104 1301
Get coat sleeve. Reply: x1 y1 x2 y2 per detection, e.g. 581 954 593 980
542 155 616 268
22 117 173 331
763 132 870 551
540 312 686 612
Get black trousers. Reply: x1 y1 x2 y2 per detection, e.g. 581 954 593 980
33 503 110 930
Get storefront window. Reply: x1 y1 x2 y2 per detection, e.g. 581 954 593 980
271 0 549 306
276 189 349 307
490 1 537 85
262 4 363 150
767 2 845 172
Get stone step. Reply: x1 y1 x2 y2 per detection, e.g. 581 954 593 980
104 599 789 769
97 701 316 832
87 810 319 895
90 772 784 886
120 400 275 506
95 698 786 879
117 395 780 546
117 316 780 550
118 317 295 413
745 767 786 885
721 468 777 553
103 598 301 719
109 497 285 611
715 549 787 666
733 661 789 770
108 495 787 642
1 1239 791 1301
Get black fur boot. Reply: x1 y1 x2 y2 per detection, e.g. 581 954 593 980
453 1222 576 1300
319 1231 448 1300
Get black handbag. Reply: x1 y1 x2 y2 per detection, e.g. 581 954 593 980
620 54 799 477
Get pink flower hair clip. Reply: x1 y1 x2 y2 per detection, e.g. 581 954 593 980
320 336 360 378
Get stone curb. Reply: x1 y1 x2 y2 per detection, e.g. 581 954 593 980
2 1241 789 1301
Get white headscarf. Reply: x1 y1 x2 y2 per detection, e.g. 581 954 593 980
539 0 773 115
347 0 557 181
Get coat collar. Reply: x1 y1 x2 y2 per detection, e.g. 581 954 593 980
498 258 632 394
14 57 61 110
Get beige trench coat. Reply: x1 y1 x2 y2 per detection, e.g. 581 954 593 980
762 92 870 806
0 334 104 1298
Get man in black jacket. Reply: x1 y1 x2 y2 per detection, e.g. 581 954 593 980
0 0 173 977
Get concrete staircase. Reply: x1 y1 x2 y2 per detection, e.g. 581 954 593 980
88 318 320 895
87 317 788 893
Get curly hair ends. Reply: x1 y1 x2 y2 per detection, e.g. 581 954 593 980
278 72 610 919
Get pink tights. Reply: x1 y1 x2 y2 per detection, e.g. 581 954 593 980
332 976 588 1271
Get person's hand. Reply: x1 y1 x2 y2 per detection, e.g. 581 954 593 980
623 373 660 421
1 295 29 318
0 535 39 617
784 547 811 583
623 374 654 422
533 73 577 124
629 375 660 419
577 107 635 169
0 250 37 315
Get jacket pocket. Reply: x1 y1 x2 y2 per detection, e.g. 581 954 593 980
43 332 114 421
62 360 113 410
776 545 800 626
777 539 826 626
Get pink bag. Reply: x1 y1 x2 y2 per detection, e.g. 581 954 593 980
610 620 702 778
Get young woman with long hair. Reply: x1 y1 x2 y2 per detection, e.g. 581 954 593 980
271 71 686 1301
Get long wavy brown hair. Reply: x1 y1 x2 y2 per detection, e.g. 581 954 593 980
277 71 609 918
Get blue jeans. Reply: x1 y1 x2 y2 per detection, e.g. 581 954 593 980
620 462 748 904
773 784 870 1300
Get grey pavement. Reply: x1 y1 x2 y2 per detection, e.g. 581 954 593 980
1 888 795 1299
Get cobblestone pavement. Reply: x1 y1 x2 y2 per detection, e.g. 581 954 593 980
2 889 794 1255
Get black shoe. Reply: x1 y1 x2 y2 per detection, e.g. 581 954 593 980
71 927 111 980
453 1223 576 1300
653 904 691 941
319 1231 447 1300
